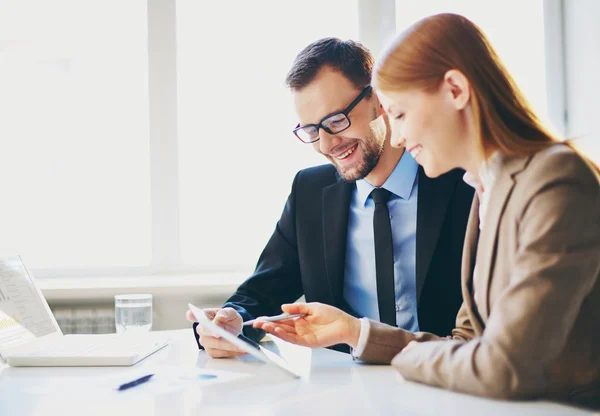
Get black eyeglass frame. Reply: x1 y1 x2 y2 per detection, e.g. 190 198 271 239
293 86 372 143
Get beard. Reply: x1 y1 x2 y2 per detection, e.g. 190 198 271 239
330 133 385 182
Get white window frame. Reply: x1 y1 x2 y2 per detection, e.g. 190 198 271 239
543 0 568 136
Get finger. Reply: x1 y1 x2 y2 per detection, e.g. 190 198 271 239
211 318 242 337
186 310 196 322
260 322 297 336
202 309 219 320
200 335 245 353
253 316 269 322
272 326 307 346
258 322 282 335
196 323 206 337
254 321 296 333
402 341 418 352
263 322 296 332
212 313 240 337
281 303 310 315
197 325 221 339
214 309 234 322
205 348 248 358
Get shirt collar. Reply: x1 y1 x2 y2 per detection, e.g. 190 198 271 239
462 151 503 192
356 150 419 207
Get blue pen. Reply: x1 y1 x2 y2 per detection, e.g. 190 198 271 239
117 374 154 391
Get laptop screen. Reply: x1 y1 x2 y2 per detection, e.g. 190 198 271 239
0 255 60 352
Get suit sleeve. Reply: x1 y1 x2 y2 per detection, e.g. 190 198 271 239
192 171 305 346
357 301 476 363
389 156 600 399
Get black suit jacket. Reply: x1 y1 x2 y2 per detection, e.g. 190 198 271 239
193 163 474 351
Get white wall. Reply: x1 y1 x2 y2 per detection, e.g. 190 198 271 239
564 0 600 162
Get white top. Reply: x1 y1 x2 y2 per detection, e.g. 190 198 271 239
461 152 503 230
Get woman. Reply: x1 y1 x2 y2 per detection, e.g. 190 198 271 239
253 13 600 407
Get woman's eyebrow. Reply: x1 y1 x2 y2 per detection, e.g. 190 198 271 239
386 105 402 116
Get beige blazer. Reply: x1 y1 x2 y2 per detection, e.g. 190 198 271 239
357 144 600 408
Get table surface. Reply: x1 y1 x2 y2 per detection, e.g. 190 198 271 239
0 329 594 416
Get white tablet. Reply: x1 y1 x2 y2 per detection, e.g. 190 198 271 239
188 303 301 379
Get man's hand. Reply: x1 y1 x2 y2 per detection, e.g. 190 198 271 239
253 302 361 349
186 307 247 358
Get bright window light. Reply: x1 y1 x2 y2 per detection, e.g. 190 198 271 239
0 1 151 269
395 0 549 126
176 0 359 270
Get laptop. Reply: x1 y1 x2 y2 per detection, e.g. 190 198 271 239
188 303 302 379
0 254 169 367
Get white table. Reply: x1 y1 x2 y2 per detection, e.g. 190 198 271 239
0 329 593 416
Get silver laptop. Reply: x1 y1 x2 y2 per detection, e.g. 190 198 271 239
0 254 169 367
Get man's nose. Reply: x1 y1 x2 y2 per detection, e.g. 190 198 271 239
318 128 342 155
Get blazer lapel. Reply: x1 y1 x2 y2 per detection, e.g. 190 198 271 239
322 177 354 308
415 168 458 300
461 196 485 335
475 156 529 319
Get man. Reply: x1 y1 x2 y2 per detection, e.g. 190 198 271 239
187 38 473 357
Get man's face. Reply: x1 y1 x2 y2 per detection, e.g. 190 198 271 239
293 67 386 181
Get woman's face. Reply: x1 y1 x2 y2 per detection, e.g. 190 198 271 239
376 76 471 177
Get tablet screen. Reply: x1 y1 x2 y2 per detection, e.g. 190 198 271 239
188 303 301 379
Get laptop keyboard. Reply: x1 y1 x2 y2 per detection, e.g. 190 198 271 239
27 337 161 357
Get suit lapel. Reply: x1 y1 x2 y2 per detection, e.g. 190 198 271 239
415 168 458 300
461 196 485 335
475 156 529 319
322 177 354 308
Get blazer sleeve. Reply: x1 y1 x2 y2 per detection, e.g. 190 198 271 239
389 154 600 400
357 300 476 363
192 172 305 346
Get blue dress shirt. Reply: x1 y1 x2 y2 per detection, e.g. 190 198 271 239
343 151 420 331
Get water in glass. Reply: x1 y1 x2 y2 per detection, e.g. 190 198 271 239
114 294 152 334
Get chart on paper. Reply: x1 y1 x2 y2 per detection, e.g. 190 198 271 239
0 285 9 302
0 314 19 330
0 256 57 340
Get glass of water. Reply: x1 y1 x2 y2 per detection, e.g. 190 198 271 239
114 294 153 334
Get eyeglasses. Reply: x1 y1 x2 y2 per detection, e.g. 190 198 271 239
293 86 372 144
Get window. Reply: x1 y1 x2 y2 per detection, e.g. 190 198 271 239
0 1 151 269
395 0 549 125
0 1 572 279
176 0 359 270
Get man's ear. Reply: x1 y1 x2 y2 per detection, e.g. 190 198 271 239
443 69 471 111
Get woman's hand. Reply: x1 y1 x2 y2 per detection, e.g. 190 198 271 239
253 302 362 349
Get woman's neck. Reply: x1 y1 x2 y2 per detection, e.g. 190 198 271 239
464 138 496 183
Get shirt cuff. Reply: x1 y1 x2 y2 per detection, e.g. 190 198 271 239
351 318 370 359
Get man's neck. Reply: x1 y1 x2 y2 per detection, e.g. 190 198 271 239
364 145 405 187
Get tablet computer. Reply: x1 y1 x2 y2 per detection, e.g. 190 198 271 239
188 303 301 379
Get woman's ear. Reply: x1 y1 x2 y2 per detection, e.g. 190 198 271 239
443 69 471 110
370 93 385 117
379 103 387 116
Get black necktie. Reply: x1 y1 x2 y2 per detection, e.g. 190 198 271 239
371 188 396 326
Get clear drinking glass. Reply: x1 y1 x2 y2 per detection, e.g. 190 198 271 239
114 294 153 334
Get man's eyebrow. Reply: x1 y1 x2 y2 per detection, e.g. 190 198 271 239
300 107 346 127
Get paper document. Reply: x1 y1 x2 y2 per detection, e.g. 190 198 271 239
0 256 58 354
